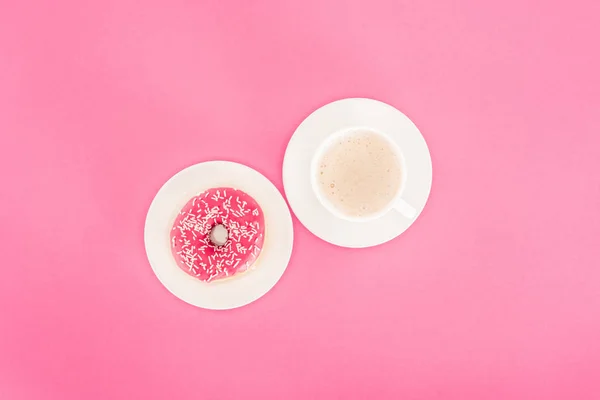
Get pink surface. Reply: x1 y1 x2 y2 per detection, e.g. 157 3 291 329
1 0 599 399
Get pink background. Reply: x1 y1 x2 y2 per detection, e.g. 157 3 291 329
1 0 599 399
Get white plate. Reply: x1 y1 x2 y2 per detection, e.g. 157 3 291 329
144 161 293 310
283 98 432 248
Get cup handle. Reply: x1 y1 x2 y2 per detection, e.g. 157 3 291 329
394 198 417 219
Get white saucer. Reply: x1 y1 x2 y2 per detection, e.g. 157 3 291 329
282 98 432 248
144 161 294 310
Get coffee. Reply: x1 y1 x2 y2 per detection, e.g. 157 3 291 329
315 129 403 219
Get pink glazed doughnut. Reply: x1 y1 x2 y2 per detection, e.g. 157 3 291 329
170 187 265 282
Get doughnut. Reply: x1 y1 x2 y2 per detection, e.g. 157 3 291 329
170 187 265 282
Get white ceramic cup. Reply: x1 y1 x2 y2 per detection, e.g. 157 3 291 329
310 127 417 222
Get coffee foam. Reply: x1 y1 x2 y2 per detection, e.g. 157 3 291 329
315 130 402 218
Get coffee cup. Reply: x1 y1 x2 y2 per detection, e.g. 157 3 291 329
311 127 416 222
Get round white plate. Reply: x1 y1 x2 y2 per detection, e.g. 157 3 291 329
145 161 294 310
283 98 432 248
